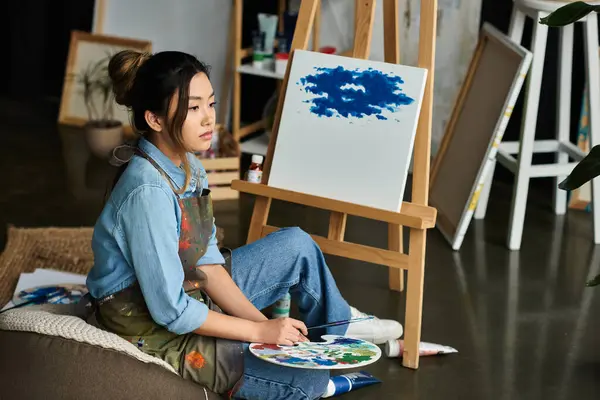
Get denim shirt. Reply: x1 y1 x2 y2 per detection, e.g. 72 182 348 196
86 137 225 335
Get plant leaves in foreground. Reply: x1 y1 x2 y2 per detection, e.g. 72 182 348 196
558 145 600 190
586 274 600 287
539 2 600 26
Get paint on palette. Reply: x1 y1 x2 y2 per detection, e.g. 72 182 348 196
249 335 381 370
296 66 414 121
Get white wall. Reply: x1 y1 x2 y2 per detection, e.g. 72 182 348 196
94 0 232 124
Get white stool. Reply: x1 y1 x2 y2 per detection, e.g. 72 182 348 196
475 0 600 250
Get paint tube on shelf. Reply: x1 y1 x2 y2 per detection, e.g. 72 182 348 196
321 371 381 398
258 13 278 70
252 30 264 68
385 339 458 358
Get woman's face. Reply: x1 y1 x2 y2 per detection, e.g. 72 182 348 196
174 72 216 153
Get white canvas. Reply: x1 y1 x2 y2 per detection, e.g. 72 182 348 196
268 50 427 212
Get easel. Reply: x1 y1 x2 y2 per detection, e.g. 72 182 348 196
232 0 438 369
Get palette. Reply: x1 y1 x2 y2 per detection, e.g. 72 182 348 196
249 335 381 370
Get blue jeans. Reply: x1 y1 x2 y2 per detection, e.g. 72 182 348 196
230 227 352 400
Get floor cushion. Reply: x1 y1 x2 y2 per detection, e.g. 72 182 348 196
0 305 223 400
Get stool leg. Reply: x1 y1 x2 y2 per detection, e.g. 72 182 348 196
584 14 600 244
508 5 526 43
507 14 549 251
555 24 573 215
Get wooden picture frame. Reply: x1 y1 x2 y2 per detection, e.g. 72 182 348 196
58 31 152 135
430 23 532 250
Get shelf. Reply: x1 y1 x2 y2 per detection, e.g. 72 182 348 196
240 131 270 156
237 64 285 80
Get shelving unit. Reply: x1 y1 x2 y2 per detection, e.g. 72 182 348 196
231 0 322 155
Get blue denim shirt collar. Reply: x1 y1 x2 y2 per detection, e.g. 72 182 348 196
137 137 200 193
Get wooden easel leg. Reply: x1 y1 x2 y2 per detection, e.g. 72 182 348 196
383 0 399 63
403 0 437 369
402 228 426 369
247 197 272 243
388 224 404 291
352 0 376 59
382 0 403 292
313 0 321 51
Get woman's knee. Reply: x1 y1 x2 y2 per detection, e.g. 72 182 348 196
289 369 329 399
306 370 330 399
275 227 316 252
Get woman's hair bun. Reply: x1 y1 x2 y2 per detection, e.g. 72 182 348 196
108 50 151 107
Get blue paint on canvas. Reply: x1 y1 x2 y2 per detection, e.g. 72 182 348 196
297 66 414 121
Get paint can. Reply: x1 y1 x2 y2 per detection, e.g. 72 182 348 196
272 292 291 318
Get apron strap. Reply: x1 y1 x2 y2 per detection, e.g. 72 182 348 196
135 147 182 195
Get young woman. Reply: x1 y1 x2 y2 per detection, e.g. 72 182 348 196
86 49 403 399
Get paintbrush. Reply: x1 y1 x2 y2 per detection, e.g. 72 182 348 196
306 316 374 330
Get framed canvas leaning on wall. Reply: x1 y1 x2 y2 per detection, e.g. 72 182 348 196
58 31 152 135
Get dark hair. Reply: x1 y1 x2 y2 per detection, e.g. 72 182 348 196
108 50 211 193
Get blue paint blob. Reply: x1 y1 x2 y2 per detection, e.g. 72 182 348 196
331 337 363 346
312 357 338 366
297 66 414 120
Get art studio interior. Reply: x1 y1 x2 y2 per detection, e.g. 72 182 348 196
1 0 599 399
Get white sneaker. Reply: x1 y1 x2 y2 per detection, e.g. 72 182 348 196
345 306 403 345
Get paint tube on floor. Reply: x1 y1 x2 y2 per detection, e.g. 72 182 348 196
385 339 458 358
321 371 380 398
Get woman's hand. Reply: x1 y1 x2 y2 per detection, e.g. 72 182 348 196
252 318 309 346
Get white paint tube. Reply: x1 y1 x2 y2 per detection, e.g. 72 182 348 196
385 340 458 358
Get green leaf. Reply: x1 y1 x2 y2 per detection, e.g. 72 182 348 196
558 145 600 190
539 2 600 26
586 274 600 287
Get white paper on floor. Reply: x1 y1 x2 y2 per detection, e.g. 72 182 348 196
1 268 87 311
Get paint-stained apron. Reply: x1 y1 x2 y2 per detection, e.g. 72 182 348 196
87 149 244 397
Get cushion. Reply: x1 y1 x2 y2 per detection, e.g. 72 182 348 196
0 330 222 400
0 305 223 399
0 305 176 373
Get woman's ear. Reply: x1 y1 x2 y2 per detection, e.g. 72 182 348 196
145 111 163 132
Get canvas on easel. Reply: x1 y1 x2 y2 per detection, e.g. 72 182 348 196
430 23 532 250
268 50 427 212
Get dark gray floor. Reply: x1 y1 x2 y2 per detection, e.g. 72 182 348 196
2 97 600 399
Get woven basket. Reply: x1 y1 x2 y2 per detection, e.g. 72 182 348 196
0 225 225 307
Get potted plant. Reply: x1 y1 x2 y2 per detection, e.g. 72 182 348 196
72 53 124 158
540 1 600 286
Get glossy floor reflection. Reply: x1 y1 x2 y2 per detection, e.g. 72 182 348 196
2 98 600 399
